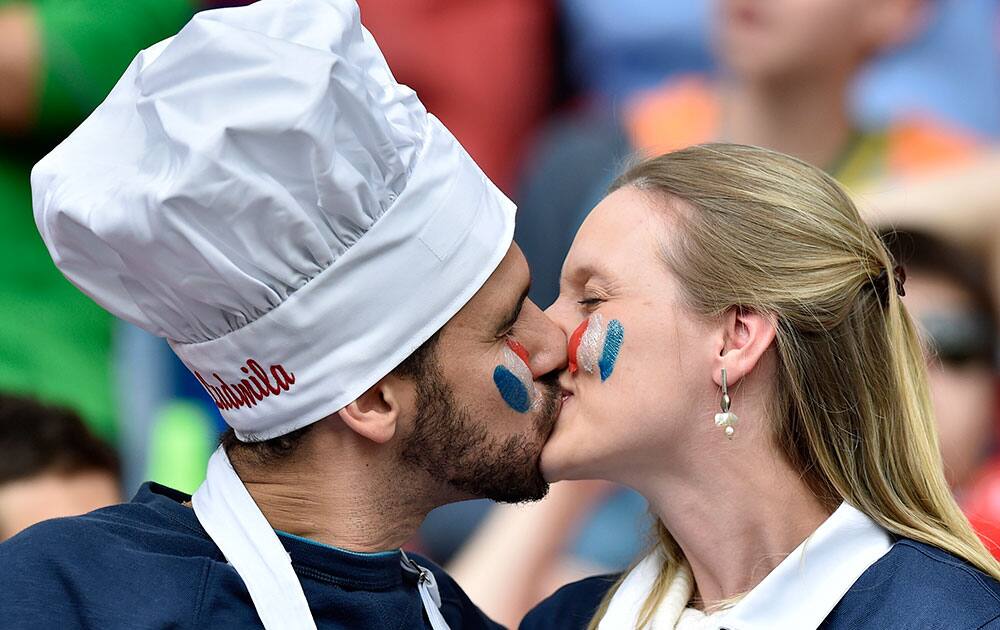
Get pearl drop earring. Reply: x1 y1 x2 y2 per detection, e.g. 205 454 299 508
714 368 738 440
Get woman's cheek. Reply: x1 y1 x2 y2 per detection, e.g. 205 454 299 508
568 314 625 382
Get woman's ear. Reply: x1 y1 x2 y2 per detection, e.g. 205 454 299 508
713 307 777 386
336 376 404 444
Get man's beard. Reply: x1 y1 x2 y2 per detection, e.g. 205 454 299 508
398 363 560 504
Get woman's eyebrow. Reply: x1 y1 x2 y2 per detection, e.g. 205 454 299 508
570 263 613 284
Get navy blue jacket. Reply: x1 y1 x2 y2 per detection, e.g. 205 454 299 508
0 483 503 630
521 540 1000 629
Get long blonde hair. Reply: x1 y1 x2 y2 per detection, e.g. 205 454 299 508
587 143 1000 629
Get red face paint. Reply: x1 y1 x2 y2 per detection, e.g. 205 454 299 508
506 339 531 366
567 318 589 374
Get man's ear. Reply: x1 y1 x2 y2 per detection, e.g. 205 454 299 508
336 375 405 444
713 307 777 387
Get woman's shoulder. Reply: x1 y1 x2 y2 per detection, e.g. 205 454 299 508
519 574 620 630
823 538 1000 628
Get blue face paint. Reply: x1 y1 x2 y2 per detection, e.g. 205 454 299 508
598 319 624 382
493 365 531 413
493 343 537 413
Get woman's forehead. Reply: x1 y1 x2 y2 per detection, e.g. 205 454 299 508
565 189 665 279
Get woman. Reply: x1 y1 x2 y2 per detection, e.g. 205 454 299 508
523 143 1000 628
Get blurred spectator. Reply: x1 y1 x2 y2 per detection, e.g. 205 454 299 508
0 1 204 445
853 0 1000 137
560 0 1000 137
0 393 120 542
860 151 1000 302
862 158 1000 554
559 0 715 103
882 230 998 496
964 435 1000 557
358 0 554 192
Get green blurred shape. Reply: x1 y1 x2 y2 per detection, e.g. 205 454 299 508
147 401 214 494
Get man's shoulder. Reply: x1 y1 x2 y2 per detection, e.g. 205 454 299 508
520 574 620 630
407 552 507 629
2 504 148 565
2 485 213 560
824 539 1000 629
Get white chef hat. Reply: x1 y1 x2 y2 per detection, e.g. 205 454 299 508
32 0 515 441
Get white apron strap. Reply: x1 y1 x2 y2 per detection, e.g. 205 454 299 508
192 446 317 630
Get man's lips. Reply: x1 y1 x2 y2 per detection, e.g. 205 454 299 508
558 375 575 407
558 373 575 393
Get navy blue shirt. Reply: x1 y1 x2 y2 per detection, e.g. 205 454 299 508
0 483 504 630
520 540 1000 629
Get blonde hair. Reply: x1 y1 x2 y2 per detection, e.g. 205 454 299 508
586 143 1000 629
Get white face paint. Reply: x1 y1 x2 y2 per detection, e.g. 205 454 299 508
575 314 606 375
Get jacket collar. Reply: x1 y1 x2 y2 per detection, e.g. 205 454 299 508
601 502 893 630
718 502 893 630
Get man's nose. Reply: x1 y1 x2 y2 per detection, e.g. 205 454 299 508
520 299 567 378
543 296 575 337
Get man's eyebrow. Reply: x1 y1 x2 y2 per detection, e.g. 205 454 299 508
498 284 530 332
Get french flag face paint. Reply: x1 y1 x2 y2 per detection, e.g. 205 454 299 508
493 339 538 413
568 314 624 382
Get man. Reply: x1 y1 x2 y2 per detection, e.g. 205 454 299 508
0 393 121 541
0 1 565 628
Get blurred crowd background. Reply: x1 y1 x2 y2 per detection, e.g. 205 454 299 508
2 0 1000 625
